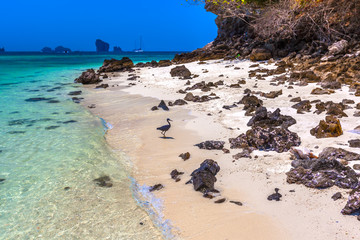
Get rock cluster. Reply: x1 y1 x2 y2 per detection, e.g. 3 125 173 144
184 92 220 103
98 57 134 73
238 94 263 116
93 176 113 188
229 126 301 153
247 107 296 129
287 148 359 189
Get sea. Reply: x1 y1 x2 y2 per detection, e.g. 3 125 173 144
0 52 178 240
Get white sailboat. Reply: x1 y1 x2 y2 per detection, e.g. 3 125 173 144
133 37 144 53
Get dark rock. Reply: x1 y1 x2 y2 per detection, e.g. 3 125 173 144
229 84 241 88
168 99 188 106
291 100 312 113
45 126 60 130
229 200 243 206
149 184 164 192
7 131 26 134
47 100 60 104
179 152 191 161
267 188 282 201
68 91 82 96
62 120 77 124
71 97 83 103
25 97 54 102
229 126 301 153
223 104 237 110
184 92 195 101
113 46 122 53
321 80 341 89
318 147 360 161
332 192 342 201
214 198 226 203
95 84 109 89
250 48 272 61
341 187 360 215
158 60 172 67
195 141 225 150
88 104 96 109
95 39 110 52
222 148 230 154
247 107 296 129
353 164 360 170
93 175 113 188
0 178 5 183
74 69 101 85
170 65 191 78
64 187 70 191
233 148 252 159
354 111 360 117
99 57 134 73
310 116 343 138
260 90 282 99
290 97 301 102
190 159 220 193
158 100 169 111
151 106 158 111
238 94 263 115
311 88 335 95
170 169 184 181
349 139 360 148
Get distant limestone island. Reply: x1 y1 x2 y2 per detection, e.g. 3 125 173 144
0 47 5 53
41 39 123 53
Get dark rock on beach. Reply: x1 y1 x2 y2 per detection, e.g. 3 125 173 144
158 100 169 111
267 188 282 201
190 159 220 194
349 139 360 148
214 198 226 204
292 100 312 113
238 94 263 115
151 106 158 111
149 184 164 192
310 116 343 138
170 65 191 78
195 141 225 150
179 152 191 161
95 84 109 89
170 169 184 182
25 97 54 102
247 107 296 129
93 175 113 188
168 99 187 106
341 187 360 216
74 69 101 85
332 192 342 201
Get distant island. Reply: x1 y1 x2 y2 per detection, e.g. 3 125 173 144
113 46 122 53
95 39 109 52
41 46 71 53
0 47 4 53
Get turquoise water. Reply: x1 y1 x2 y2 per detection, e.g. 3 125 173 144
0 52 177 239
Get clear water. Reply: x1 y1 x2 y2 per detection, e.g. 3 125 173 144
0 52 177 239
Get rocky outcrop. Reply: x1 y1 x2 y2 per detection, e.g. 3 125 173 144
96 39 110 52
74 69 101 84
250 48 272 61
98 57 134 73
229 126 301 153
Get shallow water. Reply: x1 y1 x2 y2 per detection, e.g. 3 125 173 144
0 52 177 239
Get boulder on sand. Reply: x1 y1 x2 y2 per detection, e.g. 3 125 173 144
74 69 101 85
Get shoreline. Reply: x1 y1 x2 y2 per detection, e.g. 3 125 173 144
82 59 360 239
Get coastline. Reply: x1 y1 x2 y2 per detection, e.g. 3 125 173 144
81 59 360 239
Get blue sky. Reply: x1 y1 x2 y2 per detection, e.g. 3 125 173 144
0 0 217 51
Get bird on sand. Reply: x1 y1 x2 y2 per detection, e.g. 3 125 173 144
157 118 172 137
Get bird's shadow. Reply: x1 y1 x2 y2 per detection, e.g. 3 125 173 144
159 136 174 139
